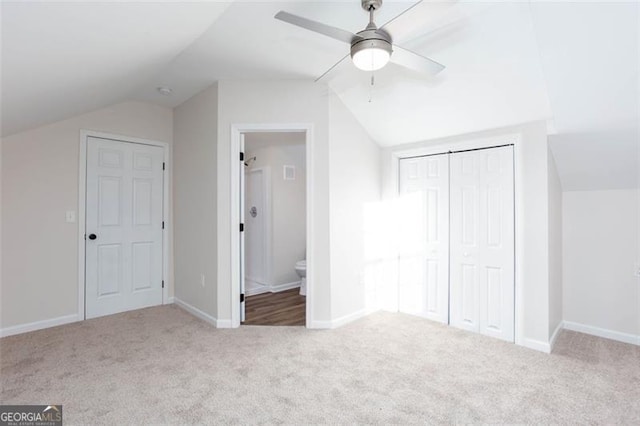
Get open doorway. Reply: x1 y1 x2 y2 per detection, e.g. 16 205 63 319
240 131 307 326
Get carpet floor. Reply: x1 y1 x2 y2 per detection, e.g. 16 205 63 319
1 306 639 424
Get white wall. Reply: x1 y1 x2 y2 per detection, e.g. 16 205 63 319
381 121 552 350
518 122 551 347
328 93 381 321
245 132 306 286
216 80 331 324
173 84 218 317
548 150 563 339
1 101 173 329
563 189 639 340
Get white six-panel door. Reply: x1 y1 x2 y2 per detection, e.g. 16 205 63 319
398 154 450 323
85 137 164 319
449 146 515 342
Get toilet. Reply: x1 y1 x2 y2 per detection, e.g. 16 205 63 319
295 260 306 296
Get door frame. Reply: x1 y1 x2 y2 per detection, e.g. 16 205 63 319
230 124 314 328
77 130 171 320
391 133 522 346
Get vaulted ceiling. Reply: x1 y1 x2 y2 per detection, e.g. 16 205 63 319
2 1 638 190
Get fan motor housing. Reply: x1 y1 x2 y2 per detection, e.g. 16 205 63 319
350 35 392 60
351 27 392 49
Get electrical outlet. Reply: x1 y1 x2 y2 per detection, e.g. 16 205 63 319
201 274 205 288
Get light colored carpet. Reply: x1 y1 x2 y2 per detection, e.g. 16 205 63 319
1 306 639 424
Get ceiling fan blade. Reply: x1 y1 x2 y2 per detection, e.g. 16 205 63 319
390 46 445 75
275 11 362 44
380 1 463 45
380 0 424 37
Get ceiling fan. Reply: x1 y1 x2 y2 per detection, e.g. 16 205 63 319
275 0 445 80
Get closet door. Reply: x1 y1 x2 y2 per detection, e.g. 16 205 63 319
398 155 450 323
449 146 514 342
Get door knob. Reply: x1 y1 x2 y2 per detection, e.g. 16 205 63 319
88 234 97 240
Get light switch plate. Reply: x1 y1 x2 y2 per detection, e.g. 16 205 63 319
65 211 76 223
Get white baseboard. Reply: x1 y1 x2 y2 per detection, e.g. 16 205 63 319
246 281 301 296
522 337 551 354
563 321 640 346
549 320 564 352
174 297 224 328
164 296 175 304
0 314 80 338
215 319 233 328
270 280 301 293
308 320 332 329
309 309 373 330
331 308 372 328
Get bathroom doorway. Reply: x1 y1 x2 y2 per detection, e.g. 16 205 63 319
240 131 307 326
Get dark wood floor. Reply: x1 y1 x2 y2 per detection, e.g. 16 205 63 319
243 288 306 326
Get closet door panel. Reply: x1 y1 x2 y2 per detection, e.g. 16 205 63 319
450 152 481 332
398 155 449 323
478 147 515 341
450 146 514 341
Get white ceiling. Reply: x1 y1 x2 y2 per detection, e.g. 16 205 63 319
1 0 638 190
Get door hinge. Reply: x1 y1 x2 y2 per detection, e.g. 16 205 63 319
240 152 244 162
240 293 245 303
163 162 166 170
240 223 244 232
162 280 165 289
162 221 165 229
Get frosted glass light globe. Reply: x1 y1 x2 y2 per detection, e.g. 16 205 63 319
351 39 392 71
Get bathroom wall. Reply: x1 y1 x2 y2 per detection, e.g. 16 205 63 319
245 132 306 287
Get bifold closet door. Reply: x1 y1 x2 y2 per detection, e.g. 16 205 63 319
398 154 450 323
449 146 515 342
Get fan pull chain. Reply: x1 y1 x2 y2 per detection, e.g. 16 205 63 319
369 73 375 103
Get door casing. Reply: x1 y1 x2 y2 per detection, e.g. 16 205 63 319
78 130 171 320
230 124 313 328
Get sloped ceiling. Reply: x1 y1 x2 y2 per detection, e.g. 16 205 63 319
529 1 639 190
1 1 638 190
0 1 232 136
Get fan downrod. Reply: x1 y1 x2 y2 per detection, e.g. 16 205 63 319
361 0 383 12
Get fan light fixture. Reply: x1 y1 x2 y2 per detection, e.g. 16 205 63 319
274 0 445 81
351 39 392 71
